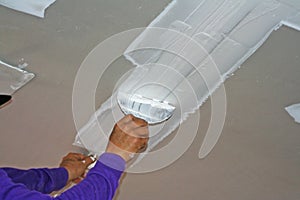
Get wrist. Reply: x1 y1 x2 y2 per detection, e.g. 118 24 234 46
62 167 73 182
98 153 126 172
105 145 133 162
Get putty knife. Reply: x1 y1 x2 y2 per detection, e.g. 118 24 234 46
117 92 175 124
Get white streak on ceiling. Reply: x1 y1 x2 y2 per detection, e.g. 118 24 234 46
0 0 56 18
74 0 300 166
286 103 300 123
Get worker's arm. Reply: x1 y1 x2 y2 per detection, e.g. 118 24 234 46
58 153 125 200
1 166 68 194
0 115 149 200
1 153 94 194
0 153 125 200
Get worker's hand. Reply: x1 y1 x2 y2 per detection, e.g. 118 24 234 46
59 153 94 183
106 114 149 162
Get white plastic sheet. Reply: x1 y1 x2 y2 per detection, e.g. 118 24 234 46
74 0 300 163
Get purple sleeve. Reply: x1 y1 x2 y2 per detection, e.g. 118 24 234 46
0 153 125 200
57 153 126 199
1 167 68 194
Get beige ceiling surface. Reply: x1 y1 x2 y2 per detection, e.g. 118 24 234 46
0 1 299 199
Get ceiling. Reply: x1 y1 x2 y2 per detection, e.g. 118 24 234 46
0 1 299 199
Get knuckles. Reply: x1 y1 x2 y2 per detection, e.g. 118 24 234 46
109 115 149 153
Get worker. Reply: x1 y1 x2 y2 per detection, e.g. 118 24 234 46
0 114 149 200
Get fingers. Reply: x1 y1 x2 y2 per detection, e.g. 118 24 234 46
137 143 148 153
82 156 94 167
106 115 150 162
63 153 85 161
62 153 95 166
108 115 149 151
130 115 148 127
133 126 149 138
118 114 148 127
117 114 149 138
116 124 148 138
60 152 98 183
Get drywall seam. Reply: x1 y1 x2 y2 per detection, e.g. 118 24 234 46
74 0 300 165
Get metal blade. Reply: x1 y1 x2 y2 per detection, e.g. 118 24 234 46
117 92 175 124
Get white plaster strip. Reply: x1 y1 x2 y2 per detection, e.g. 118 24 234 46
286 103 300 124
74 0 300 164
0 0 56 18
0 60 35 95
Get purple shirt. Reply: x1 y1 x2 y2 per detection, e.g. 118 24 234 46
0 153 125 200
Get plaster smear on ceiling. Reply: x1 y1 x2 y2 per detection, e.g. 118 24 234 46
0 60 35 95
286 103 300 123
0 0 56 18
74 0 300 163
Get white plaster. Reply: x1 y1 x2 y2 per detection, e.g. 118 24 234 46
0 0 56 18
74 0 300 161
285 103 300 124
117 92 175 124
0 60 35 95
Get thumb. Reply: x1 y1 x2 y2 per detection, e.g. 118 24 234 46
82 156 94 168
